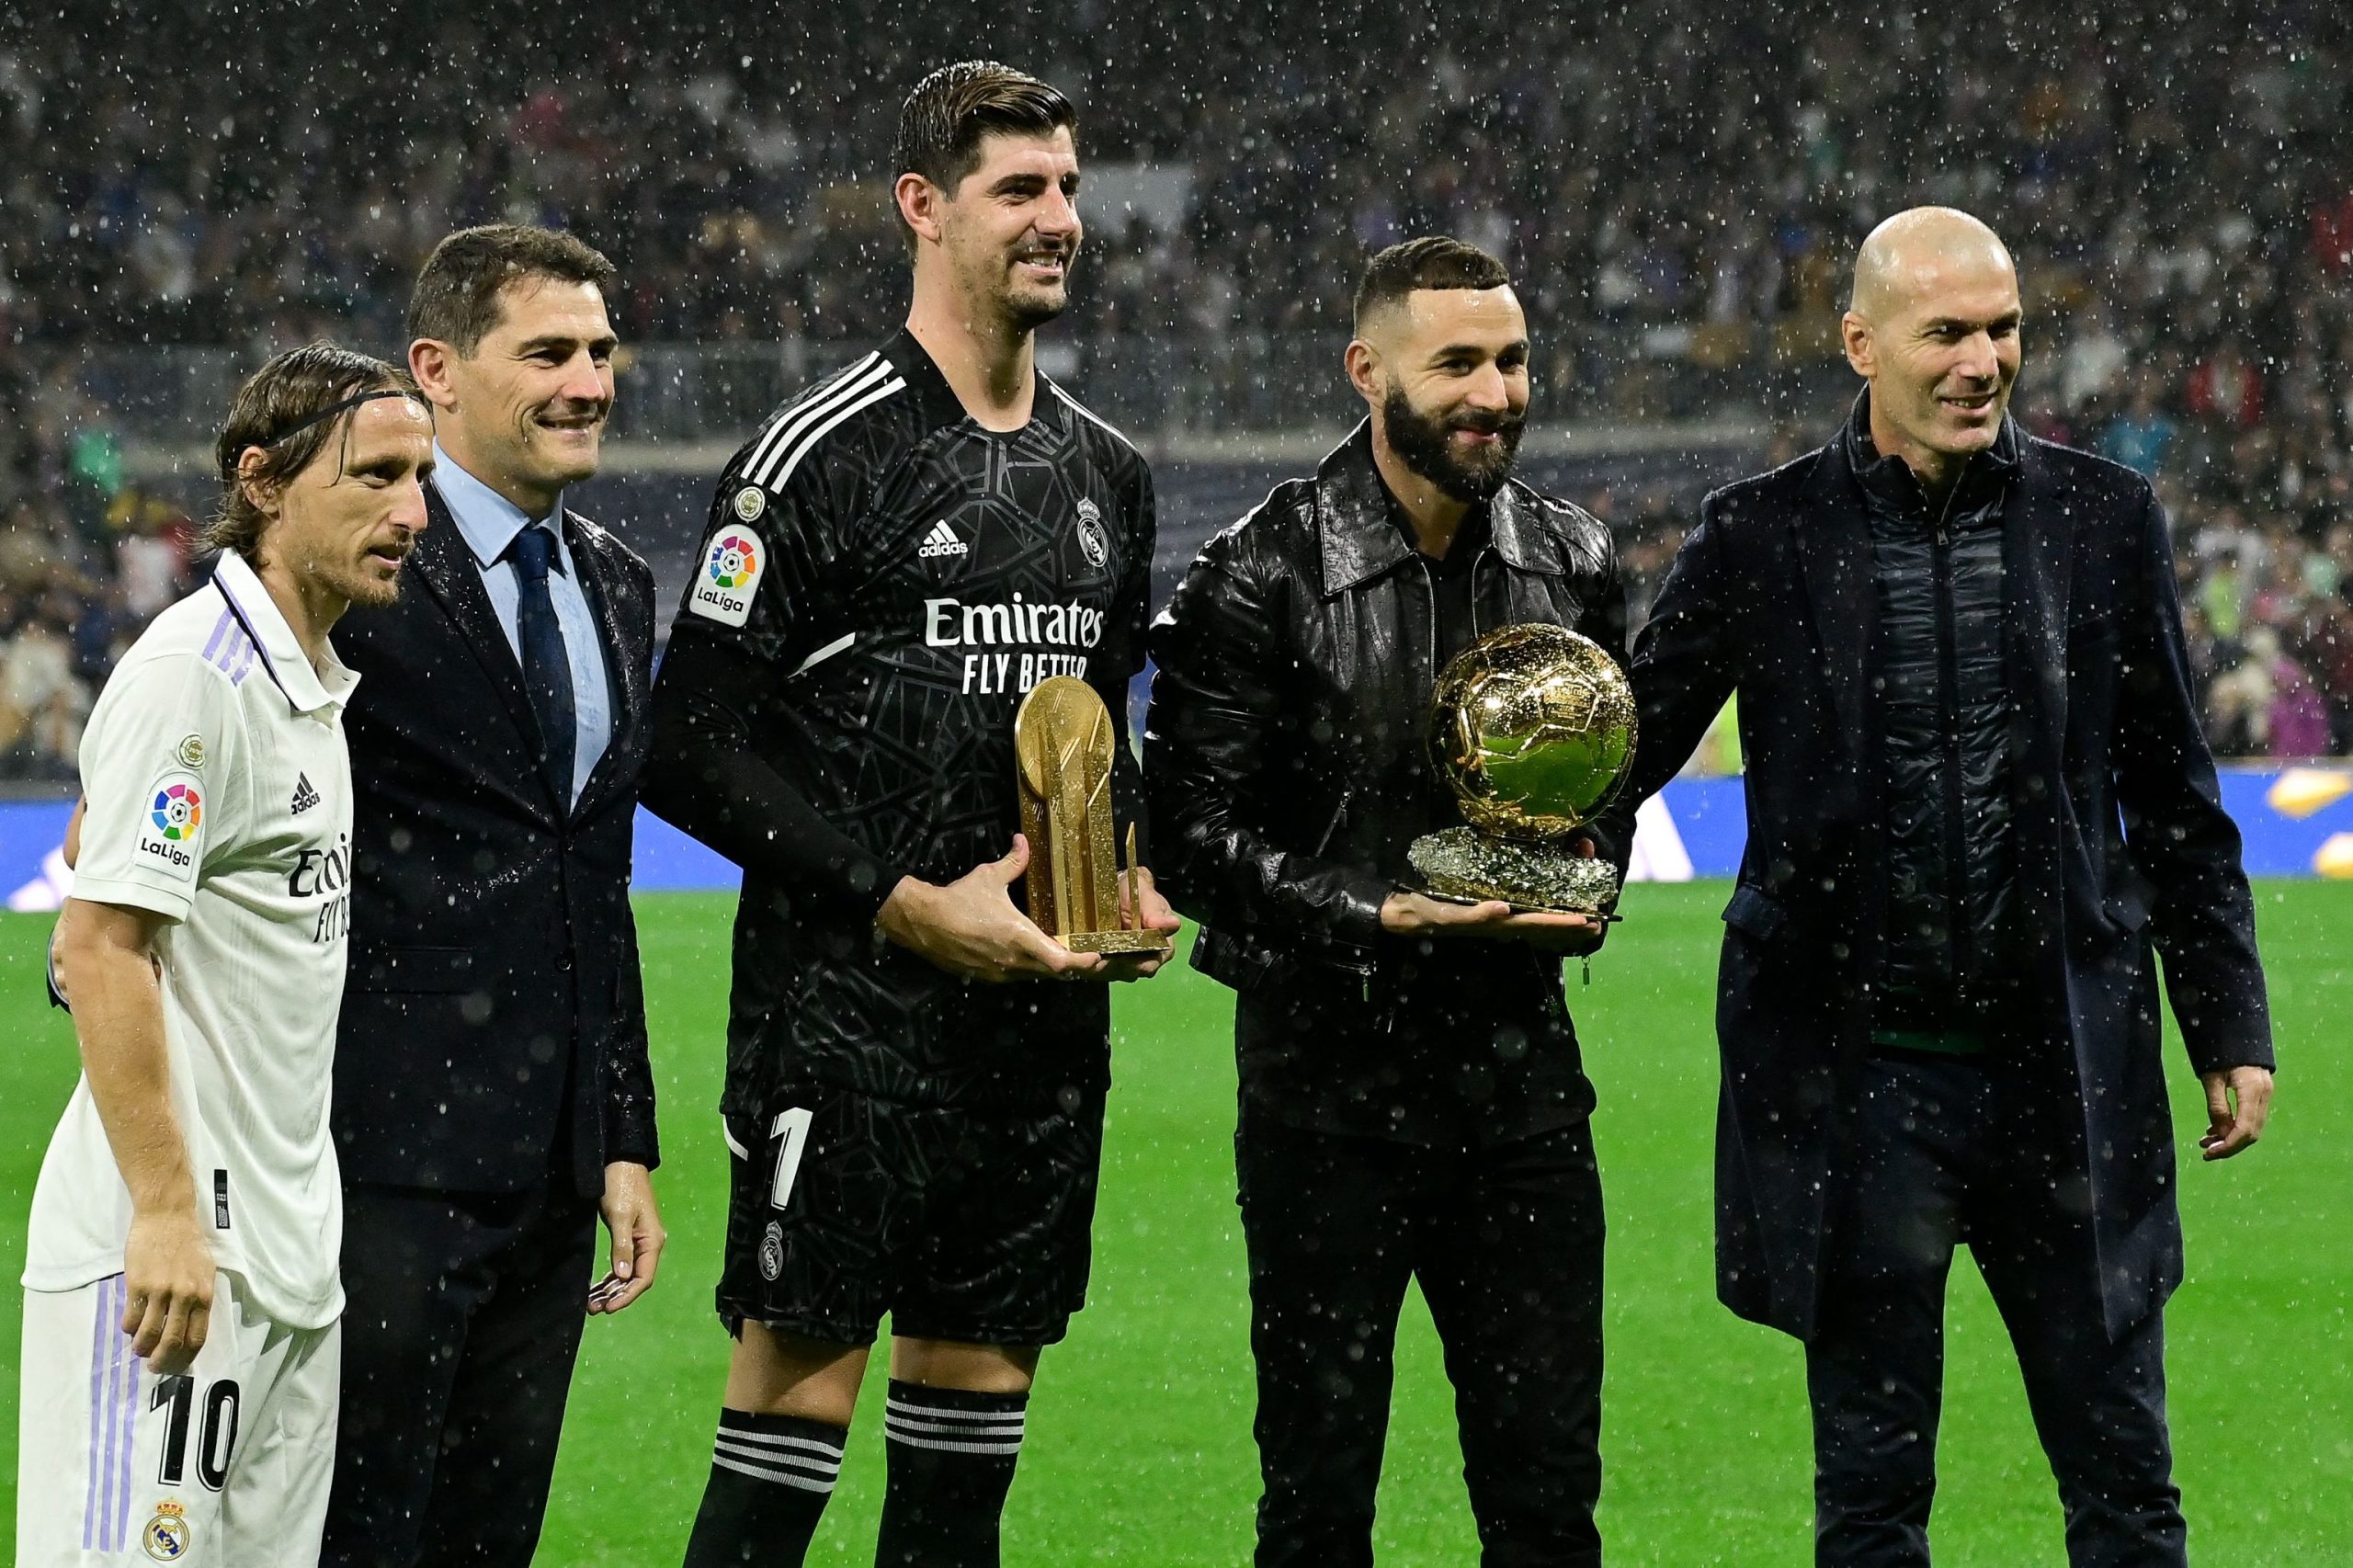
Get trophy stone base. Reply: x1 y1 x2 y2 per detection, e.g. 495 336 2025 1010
1065 928 1175 955
1407 827 1620 915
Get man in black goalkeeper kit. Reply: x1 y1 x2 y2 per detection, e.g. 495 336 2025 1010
644 62 1177 1568
1146 237 1625 1568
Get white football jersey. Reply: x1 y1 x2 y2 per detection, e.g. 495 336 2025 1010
25 551 358 1330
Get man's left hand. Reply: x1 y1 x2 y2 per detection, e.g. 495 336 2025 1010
588 1161 665 1312
1106 865 1184 982
2198 1065 2274 1161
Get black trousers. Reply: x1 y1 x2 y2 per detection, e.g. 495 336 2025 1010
322 1180 599 1567
1237 1111 1606 1568
1809 1052 2185 1568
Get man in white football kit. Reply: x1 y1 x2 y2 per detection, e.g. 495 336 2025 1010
18 344 434 1567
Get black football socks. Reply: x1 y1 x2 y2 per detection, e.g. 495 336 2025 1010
681 1407 847 1567
873 1381 1029 1567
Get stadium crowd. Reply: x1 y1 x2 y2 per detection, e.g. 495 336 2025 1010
3 3 2350 777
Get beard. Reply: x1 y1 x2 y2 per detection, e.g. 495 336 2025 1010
1381 383 1525 503
960 235 1076 334
1003 281 1069 334
315 542 410 609
1000 260 1073 334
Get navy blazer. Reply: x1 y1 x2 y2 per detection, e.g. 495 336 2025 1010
332 484 660 1198
1602 426 2272 1342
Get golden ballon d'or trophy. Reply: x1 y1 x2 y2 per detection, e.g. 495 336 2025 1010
1406 622 1638 916
1013 676 1173 955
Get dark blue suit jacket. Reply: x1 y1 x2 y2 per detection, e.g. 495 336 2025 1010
1606 426 2272 1341
332 485 660 1198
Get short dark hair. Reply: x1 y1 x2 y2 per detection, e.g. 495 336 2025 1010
406 224 617 355
207 343 418 565
1354 237 1513 335
892 61 1077 250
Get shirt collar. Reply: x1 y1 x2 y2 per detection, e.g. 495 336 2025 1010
430 442 569 573
882 327 1051 434
210 549 359 715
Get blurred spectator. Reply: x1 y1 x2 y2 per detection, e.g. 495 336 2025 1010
0 1 2343 761
2098 377 2178 479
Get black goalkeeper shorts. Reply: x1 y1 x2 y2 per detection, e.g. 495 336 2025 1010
716 1083 1107 1348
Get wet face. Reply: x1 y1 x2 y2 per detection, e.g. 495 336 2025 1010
1845 247 2022 470
433 277 617 501
1361 287 1530 503
936 128 1083 332
251 395 436 608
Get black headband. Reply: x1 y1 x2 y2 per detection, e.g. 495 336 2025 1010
235 387 425 468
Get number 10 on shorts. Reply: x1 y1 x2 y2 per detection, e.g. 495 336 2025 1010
769 1108 813 1210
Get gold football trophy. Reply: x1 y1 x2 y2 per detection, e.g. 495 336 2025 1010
1013 676 1173 955
1405 622 1637 915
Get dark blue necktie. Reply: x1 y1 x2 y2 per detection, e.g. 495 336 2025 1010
510 524 575 808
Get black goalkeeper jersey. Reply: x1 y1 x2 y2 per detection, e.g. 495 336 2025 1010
646 330 1156 1116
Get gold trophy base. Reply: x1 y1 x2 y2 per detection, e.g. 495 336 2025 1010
1064 927 1175 955
1407 826 1620 915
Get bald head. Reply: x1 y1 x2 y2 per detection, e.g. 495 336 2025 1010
1849 207 2015 323
1841 207 2024 488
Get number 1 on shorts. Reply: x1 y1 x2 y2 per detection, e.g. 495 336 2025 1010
769 1107 813 1210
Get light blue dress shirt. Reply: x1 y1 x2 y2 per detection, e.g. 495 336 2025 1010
431 444 613 807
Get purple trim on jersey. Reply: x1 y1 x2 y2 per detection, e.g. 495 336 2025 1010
211 568 287 699
114 1278 140 1550
85 1273 139 1551
84 1275 108 1548
200 597 260 687
200 607 234 665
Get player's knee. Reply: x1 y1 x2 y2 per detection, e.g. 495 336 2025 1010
727 1321 869 1424
888 1336 1039 1395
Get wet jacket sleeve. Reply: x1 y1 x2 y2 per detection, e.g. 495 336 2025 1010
602 889 660 1168
642 458 913 925
1143 533 1391 947
1589 499 1739 880
1095 456 1156 869
1573 530 1635 869
601 551 660 1170
2112 492 2274 1073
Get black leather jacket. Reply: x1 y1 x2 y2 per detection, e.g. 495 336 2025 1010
1844 397 2021 1017
1145 426 1626 1139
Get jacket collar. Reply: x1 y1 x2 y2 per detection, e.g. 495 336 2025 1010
1314 420 1574 597
1839 388 2020 518
210 550 357 715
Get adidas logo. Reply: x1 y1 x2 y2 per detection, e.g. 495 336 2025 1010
917 521 968 560
289 774 321 815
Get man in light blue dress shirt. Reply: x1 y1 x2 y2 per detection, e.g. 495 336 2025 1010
324 224 665 1568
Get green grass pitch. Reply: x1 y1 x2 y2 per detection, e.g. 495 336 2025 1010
3 881 2347 1563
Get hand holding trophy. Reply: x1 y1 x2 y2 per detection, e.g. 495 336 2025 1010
1013 676 1175 955
1407 623 1637 915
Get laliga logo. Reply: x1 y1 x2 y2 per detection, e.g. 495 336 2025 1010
138 778 202 869
708 534 759 590
151 783 202 841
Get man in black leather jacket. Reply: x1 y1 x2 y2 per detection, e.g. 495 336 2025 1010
1598 208 2275 1568
1147 238 1625 1568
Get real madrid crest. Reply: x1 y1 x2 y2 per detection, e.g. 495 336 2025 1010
732 485 767 523
142 1499 191 1561
758 1221 785 1281
174 734 206 769
1074 497 1108 569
